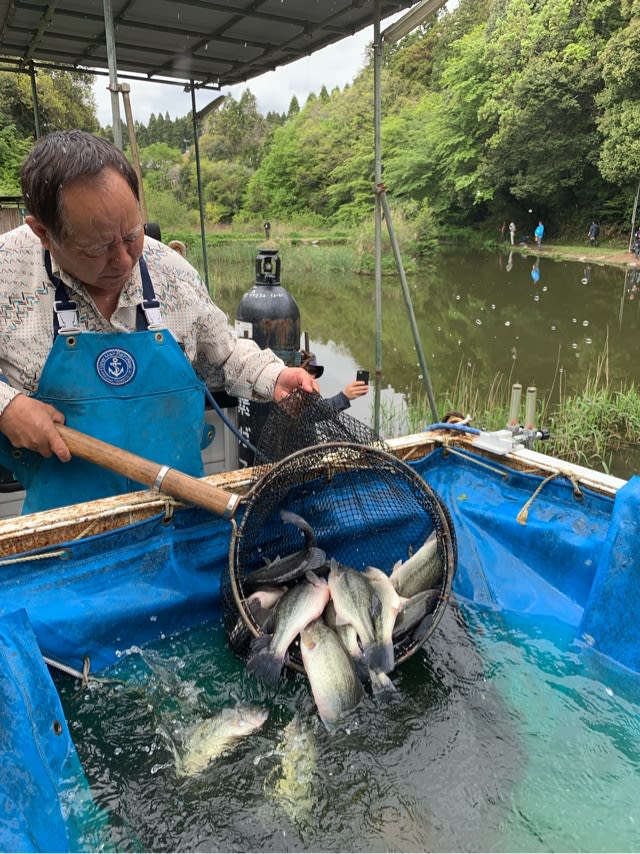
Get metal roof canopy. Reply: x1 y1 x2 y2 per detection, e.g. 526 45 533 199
0 0 418 91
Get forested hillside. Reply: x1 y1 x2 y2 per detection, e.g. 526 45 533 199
1 0 639 242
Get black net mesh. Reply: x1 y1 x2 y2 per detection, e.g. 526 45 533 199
222 442 456 670
254 389 385 464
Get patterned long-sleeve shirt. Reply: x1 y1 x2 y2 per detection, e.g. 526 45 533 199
0 225 284 416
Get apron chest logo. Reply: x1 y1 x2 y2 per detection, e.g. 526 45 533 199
96 348 137 386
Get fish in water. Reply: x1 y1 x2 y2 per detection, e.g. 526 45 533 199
246 571 331 688
167 705 268 778
300 618 364 729
327 559 389 674
392 588 442 642
245 510 327 590
265 714 318 833
364 566 402 675
389 531 444 599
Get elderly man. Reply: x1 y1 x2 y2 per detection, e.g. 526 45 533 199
0 130 316 512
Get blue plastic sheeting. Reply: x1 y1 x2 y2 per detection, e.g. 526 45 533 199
0 446 629 852
0 506 227 674
0 609 99 853
579 476 640 672
413 448 614 626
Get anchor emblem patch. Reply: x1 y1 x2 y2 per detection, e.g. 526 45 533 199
96 348 137 386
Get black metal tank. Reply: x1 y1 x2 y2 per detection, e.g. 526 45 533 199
235 226 301 466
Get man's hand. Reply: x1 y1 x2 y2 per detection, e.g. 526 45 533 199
0 394 70 461
273 367 319 402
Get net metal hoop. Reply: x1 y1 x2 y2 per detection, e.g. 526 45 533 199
222 441 456 671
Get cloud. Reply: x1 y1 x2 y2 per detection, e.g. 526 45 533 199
93 27 373 126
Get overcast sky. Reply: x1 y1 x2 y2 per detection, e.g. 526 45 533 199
92 25 377 127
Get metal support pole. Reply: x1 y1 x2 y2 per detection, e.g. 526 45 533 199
103 0 122 149
116 82 148 222
28 63 41 138
373 0 383 434
378 185 438 420
190 85 210 290
629 177 640 253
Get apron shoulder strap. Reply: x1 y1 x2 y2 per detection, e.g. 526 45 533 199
136 255 163 331
46 252 164 336
46 251 80 336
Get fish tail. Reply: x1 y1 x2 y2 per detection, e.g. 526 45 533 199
246 645 285 688
369 669 398 697
280 509 317 549
365 641 395 675
412 612 436 642
353 655 371 683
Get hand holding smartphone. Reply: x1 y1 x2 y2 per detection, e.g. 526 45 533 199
356 370 369 385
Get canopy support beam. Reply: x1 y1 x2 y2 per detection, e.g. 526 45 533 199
103 0 122 149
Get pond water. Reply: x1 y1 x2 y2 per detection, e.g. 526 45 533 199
212 246 640 474
56 600 640 853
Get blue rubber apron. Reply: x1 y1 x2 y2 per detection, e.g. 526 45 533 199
0 253 211 514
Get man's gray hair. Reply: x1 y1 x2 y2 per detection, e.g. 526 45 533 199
20 130 139 240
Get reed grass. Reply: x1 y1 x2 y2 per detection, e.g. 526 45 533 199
401 346 640 475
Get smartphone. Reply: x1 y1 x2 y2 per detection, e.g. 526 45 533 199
356 370 369 385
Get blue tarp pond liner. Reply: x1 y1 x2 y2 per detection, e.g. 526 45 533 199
1 445 639 852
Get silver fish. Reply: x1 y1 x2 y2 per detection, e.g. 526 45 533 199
300 618 364 728
325 598 396 695
168 705 268 778
327 559 388 674
229 586 288 650
389 531 444 599
246 571 331 688
364 566 402 675
393 588 442 642
245 510 326 590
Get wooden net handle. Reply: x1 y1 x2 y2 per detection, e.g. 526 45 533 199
57 424 240 519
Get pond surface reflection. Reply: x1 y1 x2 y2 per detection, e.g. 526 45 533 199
212 247 640 463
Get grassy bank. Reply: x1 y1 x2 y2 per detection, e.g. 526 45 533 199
400 350 640 475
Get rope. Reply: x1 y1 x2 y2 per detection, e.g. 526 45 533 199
44 654 92 685
516 471 584 525
516 472 561 524
0 548 69 567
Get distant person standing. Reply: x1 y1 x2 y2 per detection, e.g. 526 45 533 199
587 221 600 247
509 221 516 245
534 221 544 247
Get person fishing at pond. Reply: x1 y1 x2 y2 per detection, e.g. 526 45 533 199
587 220 600 247
301 352 369 412
534 220 545 247
0 130 317 514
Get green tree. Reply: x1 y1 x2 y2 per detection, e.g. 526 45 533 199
287 95 300 118
0 125 31 194
479 0 606 215
0 69 98 137
200 90 267 167
597 15 640 184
